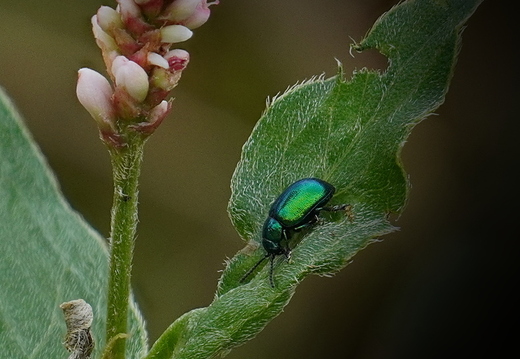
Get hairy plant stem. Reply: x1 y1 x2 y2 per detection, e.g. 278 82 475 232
105 134 146 359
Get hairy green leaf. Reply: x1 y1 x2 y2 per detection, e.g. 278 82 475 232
0 88 148 358
146 0 482 358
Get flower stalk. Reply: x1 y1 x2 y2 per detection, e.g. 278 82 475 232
105 134 145 359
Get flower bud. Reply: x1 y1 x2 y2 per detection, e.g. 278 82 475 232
161 0 219 29
134 0 164 18
91 15 119 54
96 6 123 31
113 86 142 120
117 0 141 19
111 56 150 102
180 0 219 29
162 0 197 20
160 25 193 43
130 100 172 135
148 100 171 126
112 27 141 56
76 68 115 130
117 0 153 35
147 52 169 69
180 7 210 29
150 67 176 91
91 15 121 72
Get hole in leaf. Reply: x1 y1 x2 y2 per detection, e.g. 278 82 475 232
350 47 389 73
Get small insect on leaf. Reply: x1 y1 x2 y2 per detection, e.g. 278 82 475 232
240 178 349 287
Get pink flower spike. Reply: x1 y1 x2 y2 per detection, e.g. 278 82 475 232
112 56 150 103
76 68 115 130
160 25 193 43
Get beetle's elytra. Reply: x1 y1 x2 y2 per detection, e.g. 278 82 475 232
240 178 349 287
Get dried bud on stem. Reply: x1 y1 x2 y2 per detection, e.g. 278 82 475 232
60 299 95 359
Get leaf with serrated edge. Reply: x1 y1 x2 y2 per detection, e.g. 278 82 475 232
146 1 482 359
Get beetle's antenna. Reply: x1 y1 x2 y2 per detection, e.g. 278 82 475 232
239 254 269 284
268 254 276 288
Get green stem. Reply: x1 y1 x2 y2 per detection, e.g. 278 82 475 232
104 135 146 359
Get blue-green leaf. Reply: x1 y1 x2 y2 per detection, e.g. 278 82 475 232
0 88 148 358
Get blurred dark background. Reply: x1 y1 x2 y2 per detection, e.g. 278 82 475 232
0 0 516 358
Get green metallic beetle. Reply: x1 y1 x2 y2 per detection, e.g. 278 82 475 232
240 177 348 287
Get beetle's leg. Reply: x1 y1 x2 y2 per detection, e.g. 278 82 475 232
280 230 292 262
284 247 291 260
322 203 349 212
322 204 353 220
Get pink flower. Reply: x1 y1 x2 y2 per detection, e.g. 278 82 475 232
91 15 120 70
160 25 193 43
96 6 123 31
146 100 171 129
76 68 115 131
111 56 150 102
161 0 219 29
134 0 164 18
147 52 170 69
164 49 190 71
